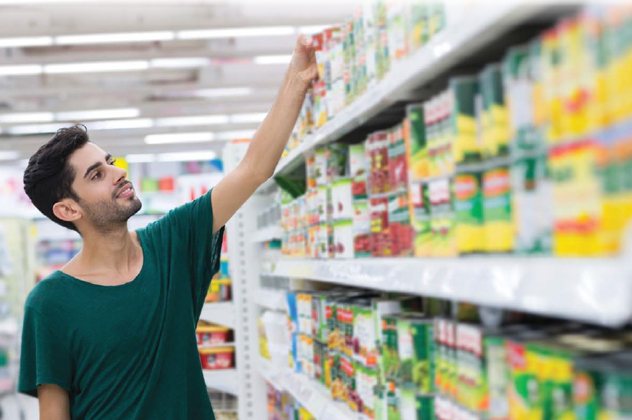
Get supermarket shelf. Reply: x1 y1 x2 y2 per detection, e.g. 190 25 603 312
272 2 555 177
252 226 283 243
255 288 287 312
203 369 238 396
274 257 632 327
258 357 357 420
200 302 235 329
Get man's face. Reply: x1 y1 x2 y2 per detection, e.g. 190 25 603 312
68 142 142 233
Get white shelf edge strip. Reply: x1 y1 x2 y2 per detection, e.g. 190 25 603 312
258 358 357 420
203 368 239 396
273 1 545 176
200 302 235 329
273 257 632 327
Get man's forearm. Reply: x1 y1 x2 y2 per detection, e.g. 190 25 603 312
241 72 309 182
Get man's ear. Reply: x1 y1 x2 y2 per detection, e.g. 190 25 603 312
52 199 82 224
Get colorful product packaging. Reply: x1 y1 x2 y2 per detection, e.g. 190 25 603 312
388 191 414 257
370 196 392 257
353 199 372 257
334 219 354 258
450 77 481 164
483 165 514 253
332 177 354 220
405 103 430 181
389 122 409 192
428 177 457 257
454 170 485 253
409 181 432 257
349 143 369 199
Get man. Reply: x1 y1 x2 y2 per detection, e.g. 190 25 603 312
18 35 318 420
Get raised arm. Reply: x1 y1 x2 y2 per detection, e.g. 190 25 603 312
211 35 318 233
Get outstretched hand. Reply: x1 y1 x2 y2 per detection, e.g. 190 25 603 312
290 34 319 88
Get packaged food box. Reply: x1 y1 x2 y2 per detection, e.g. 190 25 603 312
334 219 354 258
395 313 434 394
368 131 391 195
199 346 235 370
349 143 369 199
327 143 349 183
196 324 232 346
356 364 379 418
370 196 392 257
450 77 481 164
454 170 485 253
456 322 488 413
341 353 358 411
353 199 372 258
483 165 514 253
314 147 328 187
480 63 510 159
332 178 354 220
388 191 414 257
428 177 457 257
405 103 430 181
389 122 409 192
409 181 432 257
314 339 327 384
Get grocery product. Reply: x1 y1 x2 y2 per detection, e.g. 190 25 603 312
368 130 391 195
453 171 485 253
334 219 355 258
370 196 392 257
353 199 372 257
479 64 510 159
388 191 414 257
349 143 369 198
389 122 409 192
483 165 514 253
428 177 457 257
405 103 430 181
199 347 235 370
332 178 354 220
196 324 232 346
450 77 481 165
409 181 432 257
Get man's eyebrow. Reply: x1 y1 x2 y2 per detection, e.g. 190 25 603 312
83 154 112 179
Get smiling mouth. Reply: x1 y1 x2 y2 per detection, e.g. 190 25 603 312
116 184 134 198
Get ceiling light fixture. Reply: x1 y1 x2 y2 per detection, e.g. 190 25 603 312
0 36 53 48
85 119 153 130
0 112 54 124
55 31 175 46
177 26 294 40
125 153 156 163
150 57 211 69
194 87 253 98
254 55 292 65
229 112 267 124
145 132 215 145
0 65 43 76
154 115 229 127
0 151 20 161
157 151 217 162
44 61 149 74
55 108 140 121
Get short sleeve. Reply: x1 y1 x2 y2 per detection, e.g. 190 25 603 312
141 189 225 318
18 305 73 397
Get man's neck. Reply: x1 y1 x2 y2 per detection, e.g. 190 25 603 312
75 225 140 277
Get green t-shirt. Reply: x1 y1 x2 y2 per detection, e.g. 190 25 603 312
18 191 225 420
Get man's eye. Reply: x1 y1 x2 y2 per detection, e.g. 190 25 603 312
92 172 101 180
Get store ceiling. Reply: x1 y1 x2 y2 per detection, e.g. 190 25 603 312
0 1 353 160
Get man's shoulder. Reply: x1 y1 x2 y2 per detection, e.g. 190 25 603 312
25 272 70 312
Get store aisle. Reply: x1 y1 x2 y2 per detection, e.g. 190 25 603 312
0 394 38 420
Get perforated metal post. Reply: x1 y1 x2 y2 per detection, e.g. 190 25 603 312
223 142 267 420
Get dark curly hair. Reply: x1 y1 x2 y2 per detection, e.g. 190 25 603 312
23 124 90 232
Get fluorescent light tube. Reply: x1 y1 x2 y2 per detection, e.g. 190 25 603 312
0 112 54 123
86 119 153 130
145 132 215 145
194 87 252 98
216 129 256 141
154 115 229 127
229 112 267 124
0 151 20 161
56 31 175 45
150 57 211 69
7 123 67 135
157 151 217 162
55 108 140 121
298 25 335 35
44 61 149 74
125 154 156 163
0 36 53 48
0 65 43 76
178 26 294 40
254 55 292 65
